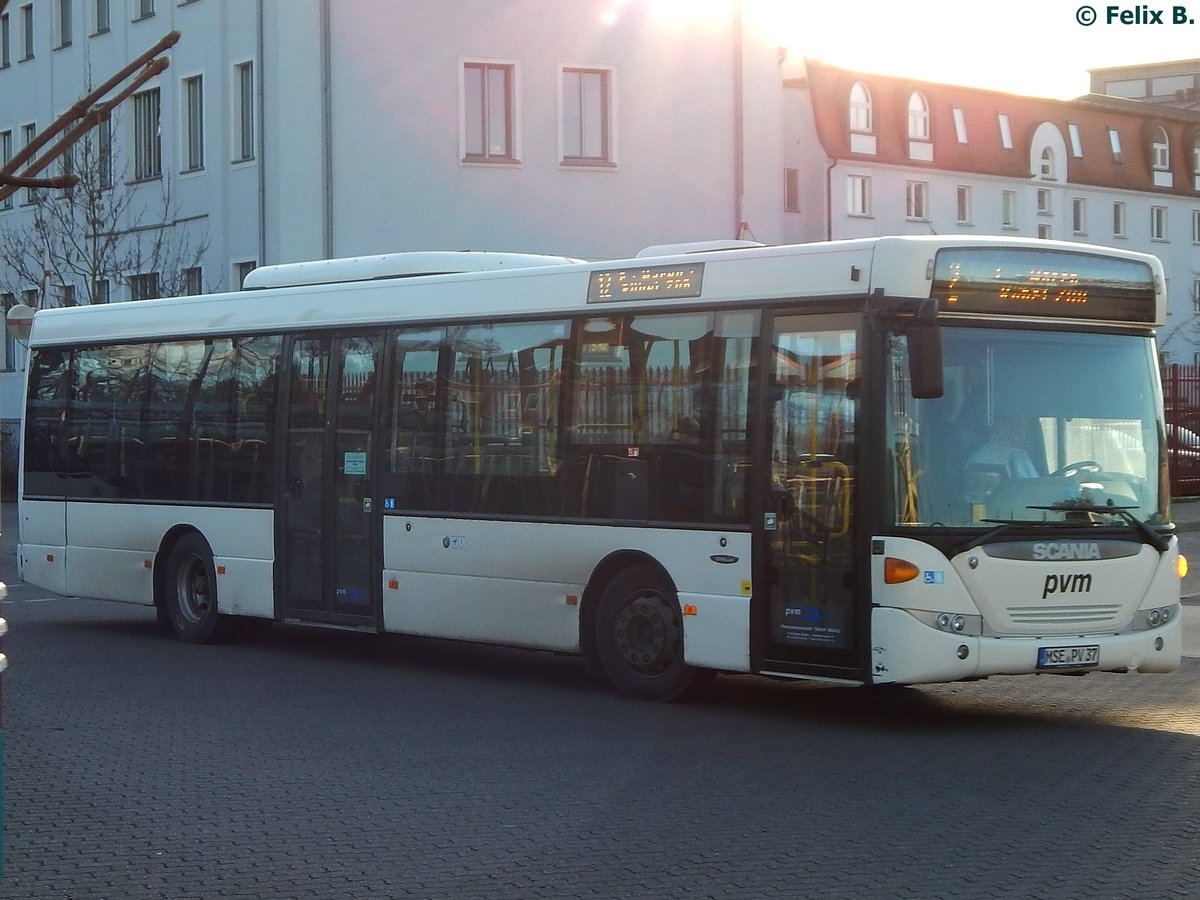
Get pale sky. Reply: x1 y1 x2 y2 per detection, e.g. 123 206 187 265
749 0 1200 99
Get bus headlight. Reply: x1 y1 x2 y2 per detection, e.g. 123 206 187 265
909 609 982 636
1145 606 1174 628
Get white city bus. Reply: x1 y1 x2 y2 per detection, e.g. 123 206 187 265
9 236 1183 700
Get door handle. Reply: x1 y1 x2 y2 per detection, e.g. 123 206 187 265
290 478 303 498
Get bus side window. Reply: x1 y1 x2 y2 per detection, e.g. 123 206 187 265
22 349 74 497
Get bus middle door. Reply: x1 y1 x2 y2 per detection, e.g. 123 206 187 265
279 334 382 627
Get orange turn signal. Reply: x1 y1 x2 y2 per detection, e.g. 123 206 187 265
1178 555 1189 579
884 557 921 584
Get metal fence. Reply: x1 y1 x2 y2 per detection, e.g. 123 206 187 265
1162 363 1200 496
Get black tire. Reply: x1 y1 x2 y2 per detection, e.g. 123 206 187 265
594 562 704 701
163 533 223 643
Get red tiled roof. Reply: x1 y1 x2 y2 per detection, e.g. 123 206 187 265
801 58 1200 197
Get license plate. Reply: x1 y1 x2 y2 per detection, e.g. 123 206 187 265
1037 645 1100 669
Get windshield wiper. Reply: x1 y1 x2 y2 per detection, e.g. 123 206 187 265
1026 501 1169 552
955 502 1169 555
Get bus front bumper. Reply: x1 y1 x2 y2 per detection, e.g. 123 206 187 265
870 606 1182 686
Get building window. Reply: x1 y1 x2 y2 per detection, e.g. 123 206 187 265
1 292 14 369
1109 128 1123 163
560 67 612 166
182 266 202 296
234 260 256 289
54 284 76 307
1072 198 1086 234
1113 201 1127 237
952 107 968 144
1037 188 1051 215
234 61 254 161
1039 147 1056 179
93 278 110 304
463 61 517 163
20 122 36 205
956 185 971 224
1151 205 1168 241
784 168 800 212
905 181 928 220
1194 278 1200 314
998 114 1013 150
1002 189 1017 228
1151 126 1170 169
1192 209 1200 244
849 82 872 132
19 3 33 60
135 0 154 20
1193 140 1200 184
0 130 11 210
55 0 72 48
92 118 112 189
1068 123 1083 157
133 88 162 179
1038 224 1052 239
907 92 929 140
1 13 9 67
182 74 204 172
847 175 870 216
93 0 109 34
129 272 159 301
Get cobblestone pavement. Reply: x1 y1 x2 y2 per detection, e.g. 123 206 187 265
0 589 1198 900
2 496 1199 899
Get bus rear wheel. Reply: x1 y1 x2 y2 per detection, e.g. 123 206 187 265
595 563 703 701
163 533 223 644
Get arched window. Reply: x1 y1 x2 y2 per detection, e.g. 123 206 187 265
849 82 872 133
1039 147 1056 179
907 92 929 140
1152 126 1170 169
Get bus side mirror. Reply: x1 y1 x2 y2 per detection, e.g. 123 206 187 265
906 299 943 400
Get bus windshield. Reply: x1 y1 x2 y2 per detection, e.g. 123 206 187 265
887 326 1165 528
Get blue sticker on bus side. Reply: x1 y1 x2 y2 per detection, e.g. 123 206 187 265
923 571 945 584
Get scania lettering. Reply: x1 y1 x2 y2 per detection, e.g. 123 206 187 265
1032 542 1103 561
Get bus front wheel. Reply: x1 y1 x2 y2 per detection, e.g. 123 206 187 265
163 533 223 644
594 563 703 702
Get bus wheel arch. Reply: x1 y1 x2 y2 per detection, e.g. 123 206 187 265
157 528 223 643
584 551 704 702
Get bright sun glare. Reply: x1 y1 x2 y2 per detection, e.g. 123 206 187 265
735 0 1200 100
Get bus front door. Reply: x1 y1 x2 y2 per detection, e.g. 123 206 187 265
756 316 861 676
279 334 382 627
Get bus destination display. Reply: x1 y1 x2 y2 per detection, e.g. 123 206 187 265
930 247 1156 323
587 263 704 303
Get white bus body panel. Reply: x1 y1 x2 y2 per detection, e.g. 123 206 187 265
17 499 68 593
381 517 752 671
19 502 276 616
870 535 1182 684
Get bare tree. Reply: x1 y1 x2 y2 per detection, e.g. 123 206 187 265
0 94 210 308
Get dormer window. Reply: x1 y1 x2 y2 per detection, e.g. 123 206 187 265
1151 126 1169 169
1193 137 1200 190
907 91 932 161
1039 147 1056 180
849 82 872 132
907 92 929 140
848 81 876 155
1150 125 1173 187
